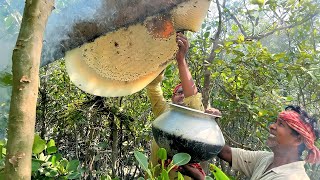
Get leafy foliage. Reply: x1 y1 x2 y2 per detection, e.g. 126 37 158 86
186 0 320 178
0 0 320 179
34 60 154 179
134 148 192 180
0 135 82 179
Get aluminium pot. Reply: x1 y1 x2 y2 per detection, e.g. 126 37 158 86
152 103 225 163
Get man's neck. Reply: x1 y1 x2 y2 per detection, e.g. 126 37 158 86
267 147 300 171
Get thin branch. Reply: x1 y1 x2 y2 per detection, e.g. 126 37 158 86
227 10 247 36
217 83 237 100
212 0 223 44
271 9 284 24
243 0 255 35
220 11 320 46
247 12 319 40
222 131 253 150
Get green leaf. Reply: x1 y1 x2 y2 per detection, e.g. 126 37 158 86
177 172 185 180
237 34 245 43
157 148 167 160
225 41 233 47
204 31 210 38
49 155 57 166
134 151 148 171
160 169 169 180
232 50 245 56
31 160 40 172
47 139 55 147
101 175 112 180
306 71 317 81
201 23 206 29
41 162 52 167
214 48 221 54
231 24 239 32
60 159 69 169
172 153 191 166
137 177 145 180
273 53 286 60
31 158 46 164
46 146 57 154
285 96 294 101
55 153 62 161
66 160 80 172
250 0 264 7
66 172 81 179
0 72 12 87
32 134 46 154
0 140 5 146
44 168 59 177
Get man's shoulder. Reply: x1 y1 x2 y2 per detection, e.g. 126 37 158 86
231 147 272 157
272 161 309 180
271 172 310 180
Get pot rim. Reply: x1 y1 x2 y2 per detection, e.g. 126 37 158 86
169 103 221 118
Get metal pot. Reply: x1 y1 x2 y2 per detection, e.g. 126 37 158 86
152 103 225 163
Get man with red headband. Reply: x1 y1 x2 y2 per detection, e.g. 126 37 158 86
181 105 320 179
146 32 221 179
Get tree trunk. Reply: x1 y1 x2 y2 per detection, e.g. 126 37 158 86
4 0 54 179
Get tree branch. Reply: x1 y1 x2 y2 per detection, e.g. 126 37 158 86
247 12 319 40
218 11 320 47
222 131 253 150
243 0 255 35
228 11 247 37
202 0 224 108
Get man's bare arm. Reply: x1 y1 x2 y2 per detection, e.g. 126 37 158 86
218 145 232 165
176 32 197 98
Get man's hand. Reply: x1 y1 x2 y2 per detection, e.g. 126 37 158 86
205 108 222 117
176 32 189 63
178 164 205 180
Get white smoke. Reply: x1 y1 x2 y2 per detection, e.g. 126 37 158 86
41 0 108 66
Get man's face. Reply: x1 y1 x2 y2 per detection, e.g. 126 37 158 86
172 87 184 105
266 117 301 150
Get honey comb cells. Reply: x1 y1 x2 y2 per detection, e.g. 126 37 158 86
65 0 211 97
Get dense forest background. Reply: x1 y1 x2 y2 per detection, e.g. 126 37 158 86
0 0 320 179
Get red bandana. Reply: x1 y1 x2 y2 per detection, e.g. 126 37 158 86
279 110 320 164
173 83 182 94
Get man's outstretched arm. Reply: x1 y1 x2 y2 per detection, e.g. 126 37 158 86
218 145 232 165
175 32 198 98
